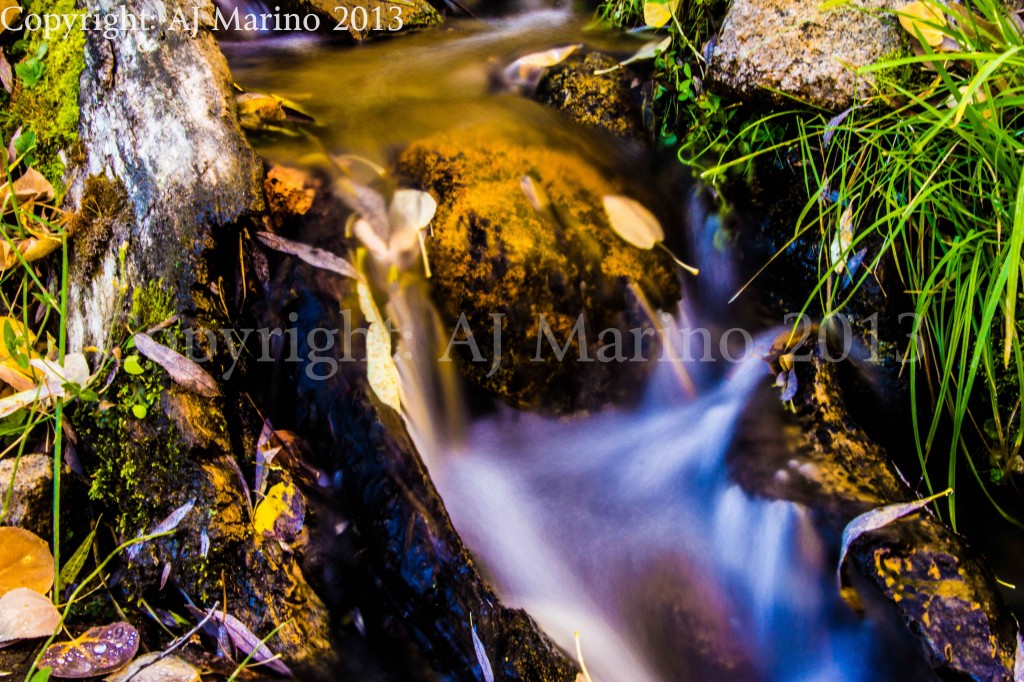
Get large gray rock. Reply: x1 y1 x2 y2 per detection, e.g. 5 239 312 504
708 0 903 110
0 454 52 537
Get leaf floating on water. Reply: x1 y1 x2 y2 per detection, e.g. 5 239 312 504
255 231 361 281
126 498 195 561
594 36 671 75
0 527 54 597
357 281 402 413
470 621 494 682
204 610 291 677
644 0 679 28
0 587 61 646
898 1 947 47
252 481 305 543
133 333 220 398
105 652 200 682
602 195 664 250
39 622 140 679
837 488 953 582
502 44 581 89
388 189 437 254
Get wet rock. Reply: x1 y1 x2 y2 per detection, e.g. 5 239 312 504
396 126 682 411
729 350 1021 680
265 164 316 228
708 0 903 110
295 0 442 39
0 454 53 537
534 51 647 141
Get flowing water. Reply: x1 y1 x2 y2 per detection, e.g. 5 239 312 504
227 12 929 681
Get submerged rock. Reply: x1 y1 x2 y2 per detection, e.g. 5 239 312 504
396 127 682 411
708 0 903 110
294 0 442 39
730 350 1021 680
0 454 53 537
534 51 647 141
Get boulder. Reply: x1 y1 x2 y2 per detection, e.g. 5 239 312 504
0 454 53 537
534 51 647 141
708 0 903 110
396 126 682 411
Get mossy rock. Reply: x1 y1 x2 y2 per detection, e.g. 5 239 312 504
396 127 681 411
301 0 441 39
534 51 647 141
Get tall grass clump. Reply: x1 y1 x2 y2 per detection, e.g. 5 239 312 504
708 0 1024 527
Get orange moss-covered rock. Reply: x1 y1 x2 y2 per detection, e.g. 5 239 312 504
396 127 681 411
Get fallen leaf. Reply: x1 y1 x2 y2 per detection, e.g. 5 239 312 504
357 281 401 413
470 622 494 682
255 420 280 499
387 189 437 255
0 527 53 596
133 333 220 398
0 52 12 94
126 498 196 561
502 44 581 89
837 488 952 581
0 0 19 37
594 36 671 75
830 204 854 275
898 1 947 47
0 168 55 209
39 622 140 679
602 195 665 249
105 653 200 682
0 587 60 646
255 231 360 281
519 175 550 213
644 0 679 28
252 481 305 542
203 610 291 676
1015 631 1023 682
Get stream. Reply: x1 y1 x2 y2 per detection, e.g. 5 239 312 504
225 10 936 681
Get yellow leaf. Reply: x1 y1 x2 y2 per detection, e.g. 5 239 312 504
898 1 946 47
252 481 305 541
602 195 664 250
0 0 20 37
0 527 53 597
644 0 679 28
357 281 402 413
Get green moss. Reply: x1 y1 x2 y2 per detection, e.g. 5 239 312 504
1 0 86 186
129 280 177 331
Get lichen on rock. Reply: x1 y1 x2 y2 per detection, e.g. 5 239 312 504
708 0 904 110
396 126 681 411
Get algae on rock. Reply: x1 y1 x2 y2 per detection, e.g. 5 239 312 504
397 126 682 411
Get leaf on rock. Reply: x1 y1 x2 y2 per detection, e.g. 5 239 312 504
39 622 140 679
0 168 55 209
133 333 220 398
255 231 360 281
470 622 494 682
594 37 671 75
252 481 305 543
255 420 281 500
837 488 952 581
388 189 436 256
357 281 401 413
0 527 54 596
205 610 291 676
0 587 60 646
602 195 665 250
644 0 679 29
898 1 946 47
0 0 20 37
126 498 196 561
105 652 200 682
502 44 581 89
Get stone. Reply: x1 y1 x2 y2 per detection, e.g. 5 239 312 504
0 454 52 537
708 0 903 110
396 126 682 412
297 0 442 39
534 51 647 141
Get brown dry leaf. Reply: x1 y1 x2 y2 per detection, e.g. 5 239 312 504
0 52 12 94
898 1 947 47
0 168 56 210
105 652 200 682
0 587 61 646
40 622 140 679
204 610 291 676
0 527 54 596
133 332 220 398
256 231 360 281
